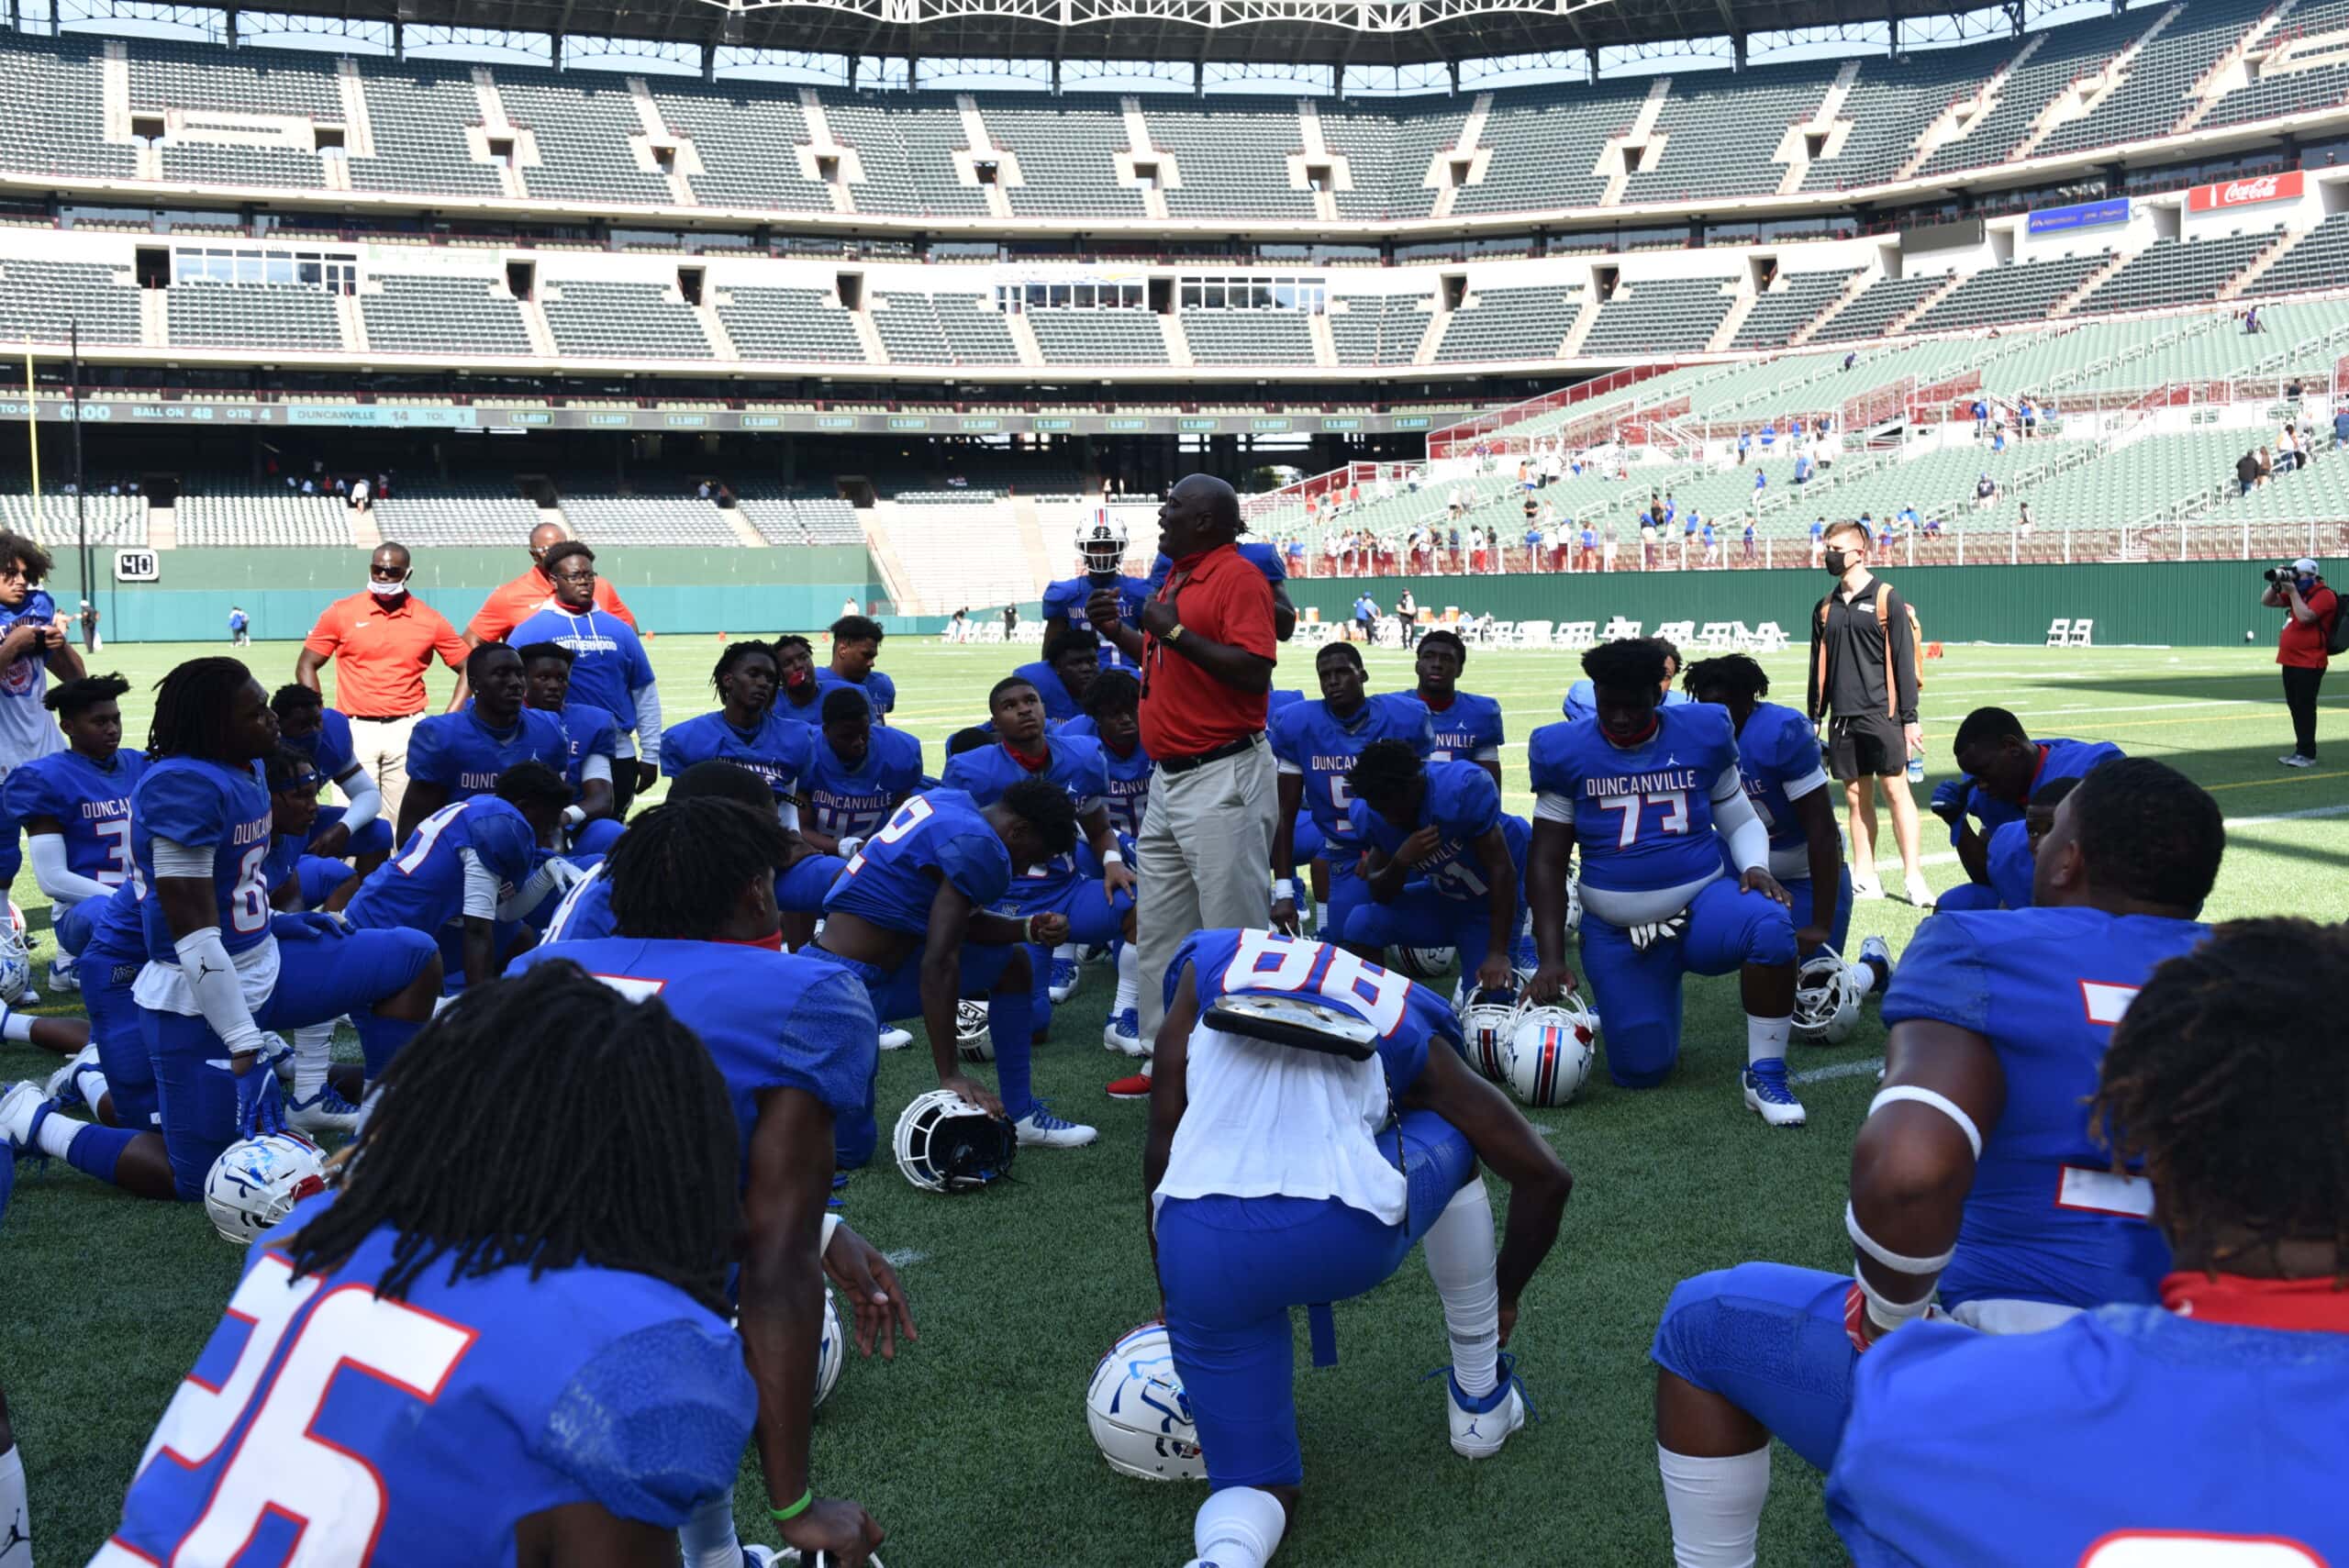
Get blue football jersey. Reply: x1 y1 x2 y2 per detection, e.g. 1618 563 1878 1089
1010 660 1090 726
1527 704 1742 894
4 746 144 887
1150 541 1286 592
407 707 571 803
1880 906 2210 1311
283 706 360 782
1042 574 1149 668
1097 737 1152 836
540 861 615 945
1170 928 1457 1084
73 877 147 965
661 709 815 797
804 726 925 841
814 666 896 719
1410 689 1505 765
105 1193 754 1562
508 606 654 745
1562 681 1694 722
1983 819 2035 910
1731 701 1831 868
1963 738 2125 842
345 797 541 934
823 790 1013 933
1269 688 1306 713
551 701 618 794
1829 1307 2349 1566
941 737 1109 886
131 758 276 962
1270 695 1436 850
510 939 875 1179
1348 762 1505 903
771 681 828 728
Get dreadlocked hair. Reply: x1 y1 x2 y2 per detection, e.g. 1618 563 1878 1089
2071 758 2224 913
1580 636 1666 694
281 962 740 1316
998 776 1078 858
1347 737 1424 806
1083 669 1140 718
670 760 776 811
2090 917 2349 1281
45 671 130 717
148 657 254 760
607 797 789 941
1683 653 1768 703
710 638 776 699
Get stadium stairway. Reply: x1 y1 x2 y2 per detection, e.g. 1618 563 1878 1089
1894 34 2045 181
2177 2 2304 135
2222 224 2315 299
1789 269 1879 347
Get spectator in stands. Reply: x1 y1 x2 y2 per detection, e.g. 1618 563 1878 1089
1760 420 1777 454
2280 422 2303 473
1741 515 1756 566
2016 500 2033 541
2018 395 2037 438
2239 448 2264 497
1448 524 1464 570
1603 520 1621 573
1284 536 1306 577
1809 518 1929 908
1485 526 1502 573
2288 377 2305 403
2243 304 2264 335
1990 421 2008 455
2266 558 2337 769
1701 517 1720 568
1579 518 1599 574
295 541 470 828
1794 450 1813 485
1809 517 1826 568
1842 350 1856 373
1971 397 1988 436
1448 484 1467 523
1522 493 1540 535
465 522 637 654
841 596 859 618
1736 428 1752 464
1753 468 1768 497
2334 403 2349 455
1974 473 1999 510
350 475 371 513
2259 446 2276 487
228 606 250 647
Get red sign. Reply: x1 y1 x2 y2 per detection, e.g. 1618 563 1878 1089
2188 170 2304 211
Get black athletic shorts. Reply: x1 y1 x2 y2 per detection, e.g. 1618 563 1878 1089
1827 711 1907 781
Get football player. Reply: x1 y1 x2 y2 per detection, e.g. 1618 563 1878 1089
344 762 577 994
1930 706 2122 912
769 635 828 726
1525 639 1803 1125
517 640 621 856
1649 760 2222 1568
510 803 904 1568
941 678 1134 1089
1827 917 2349 1563
1146 929 1572 1568
268 683 392 882
1042 515 1147 668
1011 628 1100 728
1268 643 1435 942
1069 672 1153 1054
395 641 570 845
504 542 663 815
5 662 441 1201
816 615 896 721
1563 636 1692 722
97 963 764 1563
810 781 1084 1146
6 672 143 991
1978 775 2077 912
799 687 924 858
1144 534 1298 641
665 640 817 801
543 762 772 946
1341 740 1531 990
1404 629 1503 785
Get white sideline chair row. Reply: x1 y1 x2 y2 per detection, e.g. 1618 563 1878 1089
2045 617 2095 647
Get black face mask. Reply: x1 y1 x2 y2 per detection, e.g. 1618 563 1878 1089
1823 549 1849 576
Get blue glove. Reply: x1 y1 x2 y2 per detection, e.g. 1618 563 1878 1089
270 910 346 943
1929 777 1971 820
234 1062 286 1137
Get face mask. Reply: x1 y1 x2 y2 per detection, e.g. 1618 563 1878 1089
367 576 406 600
1822 550 1848 576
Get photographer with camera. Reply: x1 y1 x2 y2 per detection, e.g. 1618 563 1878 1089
2265 557 2340 768
0 530 85 906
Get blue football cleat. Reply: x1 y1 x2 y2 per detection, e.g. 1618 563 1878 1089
1742 1058 1808 1128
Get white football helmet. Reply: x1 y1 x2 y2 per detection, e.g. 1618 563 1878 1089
0 901 28 1004
893 1088 1019 1193
954 999 993 1062
1085 1322 1207 1481
1077 515 1130 577
817 1286 844 1408
1793 950 1865 1045
1502 993 1599 1108
1391 946 1455 981
1458 989 1521 1082
204 1132 330 1245
1565 879 1584 933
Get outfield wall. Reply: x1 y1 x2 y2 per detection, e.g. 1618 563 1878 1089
1285 563 2288 649
61 546 887 643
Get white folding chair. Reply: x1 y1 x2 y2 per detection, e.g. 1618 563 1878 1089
2044 618 2072 646
1600 616 1643 640
1748 620 1789 653
1485 620 1517 647
1559 619 1597 649
979 624 1006 644
1654 619 1697 644
1698 621 1738 651
2067 618 2094 647
1517 619 1553 649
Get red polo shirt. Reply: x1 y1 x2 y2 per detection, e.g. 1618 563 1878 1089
468 568 637 644
302 591 470 718
1139 543 1277 760
2279 583 2338 670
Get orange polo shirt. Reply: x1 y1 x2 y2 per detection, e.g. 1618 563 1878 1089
302 591 470 718
468 569 637 644
1138 543 1277 760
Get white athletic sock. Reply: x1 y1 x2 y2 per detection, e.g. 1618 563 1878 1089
1314 902 1329 933
1657 1444 1769 1568
1112 942 1140 1015
1420 1180 1501 1397
292 1022 336 1099
0 1442 27 1568
1192 1485 1286 1568
34 1106 85 1161
72 1057 109 1109
0 1010 32 1044
1746 1015 1791 1067
1053 940 1079 963
675 1494 743 1568
351 1082 385 1137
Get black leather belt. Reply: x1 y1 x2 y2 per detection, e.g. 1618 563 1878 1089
1159 731 1264 775
345 713 422 723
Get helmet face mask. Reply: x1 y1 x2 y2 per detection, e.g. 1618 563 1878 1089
1793 949 1864 1044
893 1088 1019 1193
954 999 994 1062
1078 517 1130 580
1501 991 1600 1108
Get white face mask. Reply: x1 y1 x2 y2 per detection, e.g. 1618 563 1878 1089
367 575 406 600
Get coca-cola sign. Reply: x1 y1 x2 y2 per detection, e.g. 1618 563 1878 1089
2188 170 2304 211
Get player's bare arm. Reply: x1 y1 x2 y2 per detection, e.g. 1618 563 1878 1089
1525 817 1578 1003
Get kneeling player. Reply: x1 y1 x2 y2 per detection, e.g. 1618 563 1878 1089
1649 761 2221 1567
268 682 392 879
395 641 569 844
97 963 764 1562
1525 639 1802 1124
1069 671 1153 1052
1930 706 2122 912
1340 740 1531 991
1827 917 2349 1563
1147 930 1571 1568
517 639 622 856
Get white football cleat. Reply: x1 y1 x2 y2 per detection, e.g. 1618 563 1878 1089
1013 1103 1097 1148
1102 1008 1143 1056
285 1084 364 1137
877 1026 913 1052
1743 1059 1809 1128
1047 956 1080 1005
1 1079 47 1151
44 1042 101 1107
44 957 78 995
1446 1361 1527 1459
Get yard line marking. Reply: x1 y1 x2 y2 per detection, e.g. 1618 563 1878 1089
1793 1058 1883 1085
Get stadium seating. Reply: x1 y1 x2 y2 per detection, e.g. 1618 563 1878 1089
2241 214 2349 299
1583 277 1735 357
2074 231 2278 317
1330 295 1431 366
1146 102 1318 221
2200 0 2349 131
1623 62 1825 204
1798 41 2007 192
716 287 865 363
176 484 357 547
169 280 340 351
654 83 837 212
0 489 148 547
2034 0 2270 158
1324 100 1461 221
1029 308 1167 366
1914 9 2154 180
868 292 1020 365
1807 274 1944 345
501 70 674 207
542 281 711 360
739 495 862 547
1906 254 2107 335
1433 287 1578 363
373 486 544 547
1181 311 1315 365
556 495 745 548
981 95 1150 220
350 66 507 198
1451 83 1637 216
362 275 534 357
0 35 133 182
129 38 340 117
1731 271 1860 351
0 261 139 346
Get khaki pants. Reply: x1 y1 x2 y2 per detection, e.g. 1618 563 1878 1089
346 712 422 831
1135 735 1277 1048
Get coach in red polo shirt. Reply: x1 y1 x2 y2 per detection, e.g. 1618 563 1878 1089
1089 473 1279 1063
295 540 469 825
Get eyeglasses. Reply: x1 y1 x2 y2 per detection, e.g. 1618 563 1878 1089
369 562 407 579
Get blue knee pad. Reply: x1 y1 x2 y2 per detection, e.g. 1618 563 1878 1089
81 952 155 1130
1933 882 2002 913
144 1008 243 1202
1786 864 1854 959
311 806 392 861
1577 916 1688 1089
778 853 847 913
293 856 354 912
1677 876 1798 973
1392 1107 1477 1243
1650 1262 1857 1473
571 817 627 860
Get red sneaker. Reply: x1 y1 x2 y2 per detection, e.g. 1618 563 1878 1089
1105 1071 1153 1100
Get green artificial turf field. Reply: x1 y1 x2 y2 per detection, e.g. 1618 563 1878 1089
1 634 2342 1566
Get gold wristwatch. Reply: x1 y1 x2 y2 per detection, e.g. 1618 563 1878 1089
1163 622 1187 644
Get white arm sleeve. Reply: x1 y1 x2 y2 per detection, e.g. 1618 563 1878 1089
776 797 801 832
497 859 564 922
1275 758 1303 777
458 848 501 921
631 683 663 766
335 764 382 834
28 833 114 904
1780 762 1831 803
150 837 268 1055
1711 769 1771 875
582 753 614 785
1533 790 1575 824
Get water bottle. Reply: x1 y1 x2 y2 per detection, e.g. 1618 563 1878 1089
1906 750 1926 785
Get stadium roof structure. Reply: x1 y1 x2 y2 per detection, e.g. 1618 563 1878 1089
275 0 2035 69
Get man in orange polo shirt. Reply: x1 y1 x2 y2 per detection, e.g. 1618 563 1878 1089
295 541 470 824
464 521 637 649
1089 473 1279 1090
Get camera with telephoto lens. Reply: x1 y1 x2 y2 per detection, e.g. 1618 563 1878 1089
2266 565 2305 584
